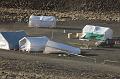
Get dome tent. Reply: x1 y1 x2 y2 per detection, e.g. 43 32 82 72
19 36 49 52
81 25 113 41
29 15 56 28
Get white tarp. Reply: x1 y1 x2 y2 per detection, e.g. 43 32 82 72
44 40 81 55
19 36 49 52
81 25 113 40
29 15 56 27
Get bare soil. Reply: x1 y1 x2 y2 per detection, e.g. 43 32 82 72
0 21 120 79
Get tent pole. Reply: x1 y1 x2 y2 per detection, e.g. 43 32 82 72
51 29 54 40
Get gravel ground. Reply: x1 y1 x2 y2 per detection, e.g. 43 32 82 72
0 51 120 79
0 21 120 79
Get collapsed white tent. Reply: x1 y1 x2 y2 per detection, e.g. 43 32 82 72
81 25 113 40
19 36 49 52
44 40 81 55
28 15 56 28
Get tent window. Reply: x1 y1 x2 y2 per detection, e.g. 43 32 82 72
95 27 99 31
20 39 26 45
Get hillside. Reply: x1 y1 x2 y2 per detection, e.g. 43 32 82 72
0 0 120 11
0 0 120 23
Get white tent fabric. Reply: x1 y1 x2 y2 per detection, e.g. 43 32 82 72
29 15 56 27
81 25 113 40
44 40 81 55
19 36 49 52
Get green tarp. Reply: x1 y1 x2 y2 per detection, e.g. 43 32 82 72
83 33 104 40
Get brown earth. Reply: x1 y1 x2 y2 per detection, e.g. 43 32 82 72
0 21 120 79
0 0 120 23
0 50 120 79
0 0 120 11
0 1 120 78
0 7 120 23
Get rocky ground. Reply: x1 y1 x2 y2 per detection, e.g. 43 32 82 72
0 21 120 79
0 0 120 23
0 51 120 79
0 7 120 23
